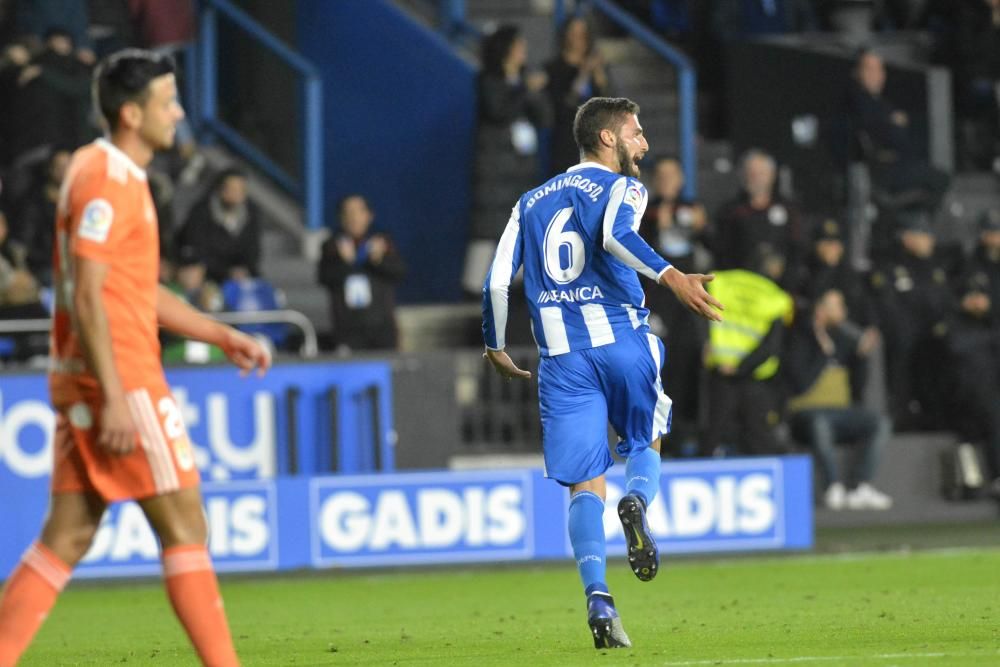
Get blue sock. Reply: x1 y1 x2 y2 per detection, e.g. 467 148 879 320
626 446 662 507
568 491 607 596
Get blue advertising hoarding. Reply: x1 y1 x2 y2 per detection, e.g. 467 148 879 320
1 460 812 578
2 362 812 577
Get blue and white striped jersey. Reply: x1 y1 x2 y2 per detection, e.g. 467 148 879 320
483 162 672 356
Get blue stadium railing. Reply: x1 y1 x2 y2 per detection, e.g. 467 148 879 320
438 0 698 199
187 0 324 230
564 0 698 200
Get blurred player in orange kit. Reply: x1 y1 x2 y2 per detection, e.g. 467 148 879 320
0 49 271 667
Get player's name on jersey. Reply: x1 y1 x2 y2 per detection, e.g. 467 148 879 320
525 174 606 208
536 285 605 304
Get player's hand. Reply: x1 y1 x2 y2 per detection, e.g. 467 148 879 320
99 397 137 456
525 71 548 92
18 65 41 86
336 238 356 263
857 326 880 357
660 269 724 322
367 236 388 264
221 328 272 377
484 348 532 380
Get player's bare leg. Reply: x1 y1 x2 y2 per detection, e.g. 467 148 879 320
568 474 631 649
619 437 662 582
0 492 105 667
140 487 240 667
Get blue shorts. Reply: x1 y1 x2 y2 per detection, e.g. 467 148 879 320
537 329 673 486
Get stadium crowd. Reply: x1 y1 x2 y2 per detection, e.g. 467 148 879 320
465 5 1000 508
0 0 303 363
0 1 998 506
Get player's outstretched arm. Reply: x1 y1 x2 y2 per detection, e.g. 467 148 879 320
74 257 137 455
484 347 532 380
659 267 725 322
156 285 272 376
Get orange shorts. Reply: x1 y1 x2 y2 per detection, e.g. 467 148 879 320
51 383 200 502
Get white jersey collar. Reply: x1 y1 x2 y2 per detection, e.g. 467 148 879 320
568 161 615 173
96 138 148 181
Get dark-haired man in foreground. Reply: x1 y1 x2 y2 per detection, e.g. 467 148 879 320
482 97 723 648
0 49 270 667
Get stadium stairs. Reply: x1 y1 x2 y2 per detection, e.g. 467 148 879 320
170 145 330 333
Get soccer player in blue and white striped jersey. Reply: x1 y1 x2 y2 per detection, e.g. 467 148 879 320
482 97 723 649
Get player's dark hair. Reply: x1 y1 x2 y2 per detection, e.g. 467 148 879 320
213 166 248 190
557 16 594 56
481 24 521 78
337 194 372 218
853 46 880 68
573 97 639 157
93 49 175 132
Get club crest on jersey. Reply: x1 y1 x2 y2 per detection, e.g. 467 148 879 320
623 185 643 211
536 285 604 304
78 198 114 243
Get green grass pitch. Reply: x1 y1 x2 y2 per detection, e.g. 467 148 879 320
19 548 1000 666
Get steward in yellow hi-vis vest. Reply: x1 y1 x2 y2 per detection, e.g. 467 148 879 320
700 266 794 458
705 269 794 380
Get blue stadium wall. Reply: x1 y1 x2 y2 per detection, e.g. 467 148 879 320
297 0 476 303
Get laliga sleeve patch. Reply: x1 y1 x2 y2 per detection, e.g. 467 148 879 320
78 198 114 243
623 185 644 211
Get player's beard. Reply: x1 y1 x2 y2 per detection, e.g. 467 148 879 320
617 140 640 178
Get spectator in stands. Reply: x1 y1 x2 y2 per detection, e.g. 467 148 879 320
797 217 880 399
785 288 893 511
712 0 817 41
965 209 1000 326
0 208 30 300
11 147 71 286
318 194 406 352
870 217 954 430
16 0 95 63
465 24 551 294
544 16 609 176
941 270 1000 497
0 0 16 46
171 245 223 314
177 167 262 283
953 0 1000 170
702 247 795 458
0 40 32 164
161 245 226 364
0 206 48 360
87 0 134 57
639 155 710 452
846 49 950 217
127 0 195 52
5 29 94 160
713 149 804 288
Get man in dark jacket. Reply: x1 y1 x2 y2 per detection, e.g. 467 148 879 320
965 208 1000 328
797 217 880 399
785 289 893 510
318 195 406 352
846 49 950 213
713 149 804 288
177 167 261 283
941 269 1000 496
870 217 956 428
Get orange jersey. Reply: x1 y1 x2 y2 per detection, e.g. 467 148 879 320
49 139 163 406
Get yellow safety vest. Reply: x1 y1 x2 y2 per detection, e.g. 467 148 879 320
705 269 794 380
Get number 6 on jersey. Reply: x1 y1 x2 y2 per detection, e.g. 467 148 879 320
543 206 585 284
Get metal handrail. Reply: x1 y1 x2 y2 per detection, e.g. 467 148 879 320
192 0 324 230
566 0 698 200
0 309 318 359
438 0 698 198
